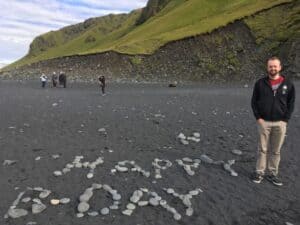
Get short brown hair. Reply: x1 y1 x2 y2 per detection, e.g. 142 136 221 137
267 56 281 65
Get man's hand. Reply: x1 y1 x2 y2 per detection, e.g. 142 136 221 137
257 118 264 125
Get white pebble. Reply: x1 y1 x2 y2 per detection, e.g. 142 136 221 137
126 203 136 210
53 171 62 176
50 199 60 205
100 207 109 215
122 209 133 216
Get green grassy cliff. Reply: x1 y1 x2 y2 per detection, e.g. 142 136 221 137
244 0 300 54
5 0 295 70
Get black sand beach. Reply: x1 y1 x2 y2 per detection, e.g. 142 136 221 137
0 81 299 225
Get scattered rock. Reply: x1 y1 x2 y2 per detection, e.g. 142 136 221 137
187 136 200 142
130 195 140 203
26 222 37 225
152 158 172 179
223 160 238 177
186 207 194 216
92 183 102 189
115 160 150 177
79 189 93 202
39 190 51 199
189 190 199 196
138 201 148 206
178 132 200 144
200 154 214 164
59 198 70 204
11 191 26 207
50 199 59 206
177 133 186 140
149 198 159 206
173 213 182 220
21 197 31 203
88 211 99 217
32 198 42 204
8 208 28 218
33 187 44 191
76 213 84 218
100 207 109 215
77 202 90 213
53 171 63 176
32 203 47 214
3 160 17 166
231 149 243 155
115 165 128 172
160 200 167 206
166 188 174 194
112 193 121 201
62 168 71 173
52 154 60 159
126 203 136 210
176 158 200 176
164 187 202 218
180 139 189 145
98 128 106 132
87 172 94 179
122 209 133 216
193 132 200 138
110 204 119 210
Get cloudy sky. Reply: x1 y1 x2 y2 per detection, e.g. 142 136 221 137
0 0 147 67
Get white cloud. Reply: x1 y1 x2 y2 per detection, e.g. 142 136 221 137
0 38 29 63
0 0 148 63
74 0 146 10
0 59 13 66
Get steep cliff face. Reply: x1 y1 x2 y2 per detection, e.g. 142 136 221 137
4 0 293 71
135 0 174 25
1 0 299 82
27 13 133 57
0 21 267 82
244 0 300 77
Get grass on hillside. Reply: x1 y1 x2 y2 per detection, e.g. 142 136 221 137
5 0 294 70
244 0 300 53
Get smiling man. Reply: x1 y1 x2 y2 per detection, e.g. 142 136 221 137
251 56 295 186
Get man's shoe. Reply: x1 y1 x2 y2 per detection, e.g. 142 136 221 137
252 173 264 184
266 175 283 186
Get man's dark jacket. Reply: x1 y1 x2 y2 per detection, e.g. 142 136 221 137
251 76 295 122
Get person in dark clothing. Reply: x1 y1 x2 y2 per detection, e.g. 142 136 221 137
52 72 58 87
98 76 106 95
251 56 295 186
59 72 67 88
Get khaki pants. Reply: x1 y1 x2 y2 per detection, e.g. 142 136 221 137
256 121 287 176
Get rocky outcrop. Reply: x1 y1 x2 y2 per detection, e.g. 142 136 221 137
136 0 174 25
28 13 130 57
1 2 299 83
0 21 262 82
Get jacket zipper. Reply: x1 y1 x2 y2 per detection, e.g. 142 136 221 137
265 78 285 121
263 78 274 120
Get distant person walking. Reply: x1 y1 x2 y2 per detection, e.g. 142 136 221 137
59 71 67 88
98 75 106 95
52 72 58 87
251 56 295 186
40 73 47 88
